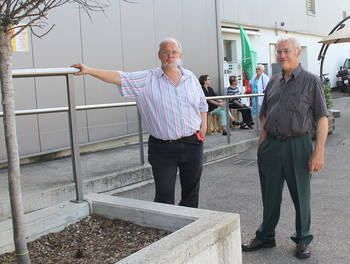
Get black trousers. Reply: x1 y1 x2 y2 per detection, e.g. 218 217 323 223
148 135 204 208
229 102 253 125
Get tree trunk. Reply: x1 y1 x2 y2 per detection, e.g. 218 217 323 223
0 29 31 263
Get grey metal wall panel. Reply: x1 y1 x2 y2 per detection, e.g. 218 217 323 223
29 5 89 151
0 119 4 160
37 113 70 151
6 0 221 158
1 29 38 159
86 108 128 142
119 1 158 71
79 0 129 141
15 116 40 156
11 78 40 157
31 6 82 68
153 0 184 42
182 0 221 87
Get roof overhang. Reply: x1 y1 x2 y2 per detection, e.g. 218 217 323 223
221 26 261 36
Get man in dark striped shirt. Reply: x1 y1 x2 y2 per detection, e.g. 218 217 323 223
242 35 329 259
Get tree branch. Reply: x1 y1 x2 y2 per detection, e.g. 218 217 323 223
1 0 109 37
30 23 55 38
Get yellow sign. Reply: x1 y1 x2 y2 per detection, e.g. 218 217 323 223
11 25 29 52
307 0 312 11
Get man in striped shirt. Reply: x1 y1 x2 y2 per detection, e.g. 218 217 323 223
72 38 208 208
242 35 329 259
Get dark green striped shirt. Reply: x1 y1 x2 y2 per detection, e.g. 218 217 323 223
260 64 328 136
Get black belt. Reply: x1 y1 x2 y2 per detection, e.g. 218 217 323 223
150 134 196 143
270 133 305 142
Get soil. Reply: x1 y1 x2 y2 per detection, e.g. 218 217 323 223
0 215 170 263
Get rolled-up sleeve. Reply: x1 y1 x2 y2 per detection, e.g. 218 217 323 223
117 71 148 99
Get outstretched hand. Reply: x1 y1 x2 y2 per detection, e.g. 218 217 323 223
71 63 90 76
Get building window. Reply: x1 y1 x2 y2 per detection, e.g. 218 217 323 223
269 44 277 64
307 0 316 16
223 40 237 63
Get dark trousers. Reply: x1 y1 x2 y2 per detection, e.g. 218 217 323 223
256 133 313 244
229 103 253 125
148 135 204 208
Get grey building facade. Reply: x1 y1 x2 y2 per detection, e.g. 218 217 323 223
1 0 350 160
1 0 222 160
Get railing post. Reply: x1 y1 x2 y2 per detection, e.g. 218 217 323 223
66 74 84 203
137 109 145 164
255 95 260 137
225 98 230 144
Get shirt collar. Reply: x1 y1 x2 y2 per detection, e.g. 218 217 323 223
281 63 302 81
158 65 188 78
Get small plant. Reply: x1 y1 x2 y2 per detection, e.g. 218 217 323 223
322 74 333 110
324 80 333 110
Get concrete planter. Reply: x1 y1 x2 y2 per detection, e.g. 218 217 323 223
1 193 242 264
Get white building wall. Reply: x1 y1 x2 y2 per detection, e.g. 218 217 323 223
219 0 350 87
220 0 348 36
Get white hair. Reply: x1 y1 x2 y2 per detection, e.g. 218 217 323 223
159 38 182 52
257 64 265 70
276 35 301 52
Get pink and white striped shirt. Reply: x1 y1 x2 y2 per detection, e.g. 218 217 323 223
118 66 208 140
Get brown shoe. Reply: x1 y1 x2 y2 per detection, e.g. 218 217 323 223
295 243 311 259
242 238 276 252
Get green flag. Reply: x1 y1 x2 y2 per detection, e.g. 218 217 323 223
239 24 257 81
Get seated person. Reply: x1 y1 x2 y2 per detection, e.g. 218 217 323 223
227 75 254 129
199 75 241 135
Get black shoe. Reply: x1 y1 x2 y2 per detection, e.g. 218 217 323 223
222 130 231 136
240 124 250 130
294 243 311 259
232 120 243 126
242 238 276 252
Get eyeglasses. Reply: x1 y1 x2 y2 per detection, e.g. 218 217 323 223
161 50 179 56
207 78 210 81
276 48 294 56
256 68 263 71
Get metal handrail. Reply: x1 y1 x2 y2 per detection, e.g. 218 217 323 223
3 68 123 205
0 95 263 117
0 102 137 116
206 93 264 142
12 67 80 78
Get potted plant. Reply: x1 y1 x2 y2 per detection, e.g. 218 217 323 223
311 79 335 139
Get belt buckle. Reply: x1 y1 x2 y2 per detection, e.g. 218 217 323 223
275 135 287 142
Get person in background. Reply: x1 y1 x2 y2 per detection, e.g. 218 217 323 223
227 75 254 129
199 74 241 136
72 38 208 208
242 35 328 259
250 64 269 115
